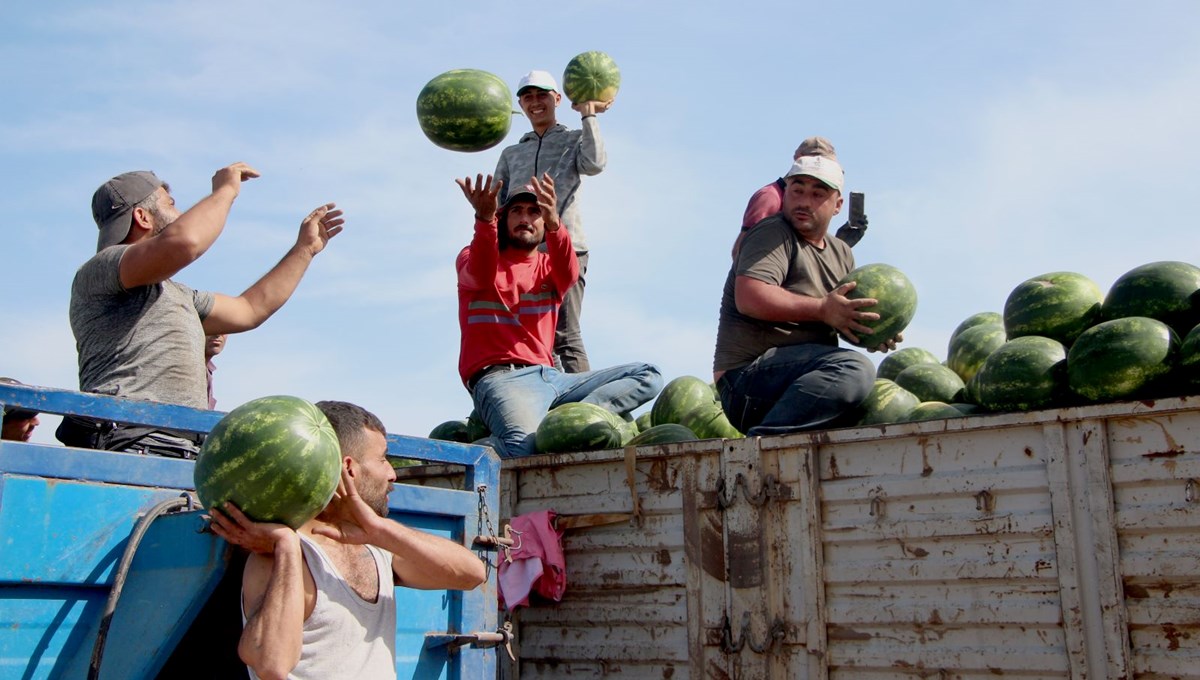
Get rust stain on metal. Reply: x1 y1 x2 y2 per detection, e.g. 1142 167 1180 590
919 437 934 477
646 459 678 492
1082 430 1092 445
727 529 762 588
1034 559 1053 572
655 548 672 566
909 546 930 558
1142 450 1184 459
1162 624 1189 651
829 452 841 478
928 609 943 625
1024 446 1034 457
704 661 733 680
827 625 872 641
662 665 675 678
701 514 725 580
1124 582 1150 598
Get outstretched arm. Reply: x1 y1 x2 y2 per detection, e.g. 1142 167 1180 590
210 504 307 680
313 468 487 591
202 203 344 335
571 100 609 175
120 163 259 289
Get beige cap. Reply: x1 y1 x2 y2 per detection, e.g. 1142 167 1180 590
785 155 844 193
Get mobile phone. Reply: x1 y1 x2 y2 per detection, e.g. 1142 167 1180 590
849 192 865 224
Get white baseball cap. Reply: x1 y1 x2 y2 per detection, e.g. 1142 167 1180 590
516 70 559 95
785 155 844 193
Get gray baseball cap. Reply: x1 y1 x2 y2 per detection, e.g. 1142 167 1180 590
92 170 164 252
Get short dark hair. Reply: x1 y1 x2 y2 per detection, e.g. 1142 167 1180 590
315 400 386 461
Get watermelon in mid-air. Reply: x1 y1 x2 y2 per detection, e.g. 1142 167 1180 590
562 51 621 104
195 396 342 529
416 69 513 152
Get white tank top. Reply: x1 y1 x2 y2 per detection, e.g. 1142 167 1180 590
244 533 397 679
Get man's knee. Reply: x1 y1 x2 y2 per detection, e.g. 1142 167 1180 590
829 350 876 404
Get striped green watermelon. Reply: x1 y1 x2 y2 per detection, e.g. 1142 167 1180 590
466 409 490 442
894 363 966 403
949 311 1003 346
946 323 1006 383
1101 261 1200 337
904 401 966 422
1004 271 1103 346
1179 324 1200 390
680 403 743 440
416 69 513 152
535 402 624 454
877 347 940 381
973 336 1068 412
1067 316 1180 402
857 379 920 425
836 263 918 348
634 411 653 433
562 51 621 104
652 375 718 427
428 419 470 443
195 396 341 529
628 423 697 446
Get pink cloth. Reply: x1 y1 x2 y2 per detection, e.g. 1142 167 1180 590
497 509 566 610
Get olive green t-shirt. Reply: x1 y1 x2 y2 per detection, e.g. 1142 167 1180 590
713 214 855 372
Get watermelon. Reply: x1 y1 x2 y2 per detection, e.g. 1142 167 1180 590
1067 316 1180 402
1003 271 1103 346
877 347 941 381
535 402 624 454
904 401 965 422
857 379 920 425
836 263 918 348
562 51 621 104
679 403 743 439
195 396 341 529
949 311 1003 346
428 419 470 443
951 402 983 416
1179 324 1200 390
894 363 966 404
973 336 1068 412
946 323 1006 383
652 375 719 427
634 411 653 433
465 410 490 442
416 69 512 152
1101 261 1200 337
628 423 697 446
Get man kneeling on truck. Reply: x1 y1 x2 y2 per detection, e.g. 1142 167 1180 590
210 400 486 680
713 151 899 436
455 173 663 458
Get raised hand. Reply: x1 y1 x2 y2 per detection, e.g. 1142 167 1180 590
529 173 561 231
208 502 296 555
311 467 381 545
572 99 615 116
455 173 503 223
297 203 344 256
211 162 261 197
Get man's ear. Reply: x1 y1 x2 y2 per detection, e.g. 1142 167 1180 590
130 205 154 231
343 455 356 477
553 92 562 106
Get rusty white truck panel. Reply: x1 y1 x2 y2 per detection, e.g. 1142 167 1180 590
401 396 1200 679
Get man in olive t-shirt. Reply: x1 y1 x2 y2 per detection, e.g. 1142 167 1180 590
713 153 898 436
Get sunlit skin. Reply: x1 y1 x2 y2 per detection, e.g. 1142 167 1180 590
782 175 843 246
205 333 228 360
2 414 39 442
518 88 561 135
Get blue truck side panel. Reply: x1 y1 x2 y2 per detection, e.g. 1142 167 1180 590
0 383 500 679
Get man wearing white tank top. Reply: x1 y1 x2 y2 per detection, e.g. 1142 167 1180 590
210 401 487 680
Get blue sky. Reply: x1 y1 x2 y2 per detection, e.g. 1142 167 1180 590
3 1 1199 444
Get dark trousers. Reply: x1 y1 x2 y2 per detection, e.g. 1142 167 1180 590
554 252 589 373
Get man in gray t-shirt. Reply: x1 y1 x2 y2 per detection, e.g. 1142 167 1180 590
713 153 899 437
60 163 345 456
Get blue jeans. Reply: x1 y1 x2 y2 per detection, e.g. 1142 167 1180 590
472 362 664 458
718 344 874 436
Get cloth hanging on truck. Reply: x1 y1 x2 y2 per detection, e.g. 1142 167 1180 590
498 509 566 610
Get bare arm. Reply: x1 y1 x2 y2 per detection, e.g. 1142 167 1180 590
210 504 308 680
313 468 487 591
202 203 344 335
119 163 259 289
735 277 880 344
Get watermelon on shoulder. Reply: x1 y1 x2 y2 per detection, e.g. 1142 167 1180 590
195 396 342 529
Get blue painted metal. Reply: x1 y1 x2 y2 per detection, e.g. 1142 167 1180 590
0 383 501 679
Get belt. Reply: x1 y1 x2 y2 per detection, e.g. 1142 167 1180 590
468 363 533 392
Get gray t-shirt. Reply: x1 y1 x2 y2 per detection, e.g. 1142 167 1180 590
69 245 215 409
713 214 855 372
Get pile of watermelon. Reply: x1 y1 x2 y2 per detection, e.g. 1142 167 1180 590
426 375 743 455
858 261 1200 426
